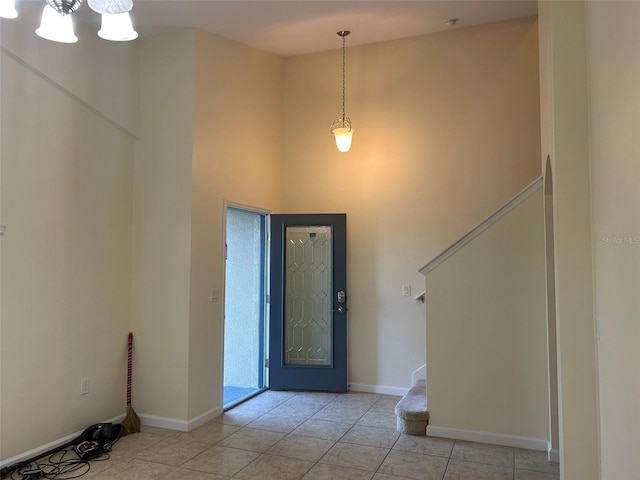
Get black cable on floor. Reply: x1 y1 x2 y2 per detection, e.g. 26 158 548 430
9 448 111 480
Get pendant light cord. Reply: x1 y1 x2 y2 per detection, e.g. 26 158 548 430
341 32 346 123
336 30 350 125
330 30 353 151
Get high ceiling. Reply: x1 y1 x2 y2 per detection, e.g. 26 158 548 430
16 0 538 56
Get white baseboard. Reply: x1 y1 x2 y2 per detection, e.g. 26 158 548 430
139 413 189 432
349 383 409 397
139 407 222 432
426 425 548 451
0 413 125 471
548 447 560 463
0 407 223 471
188 407 223 430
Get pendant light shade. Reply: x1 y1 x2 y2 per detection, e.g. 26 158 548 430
88 0 132 14
0 0 18 19
36 4 78 43
98 11 138 41
330 30 354 153
331 126 354 153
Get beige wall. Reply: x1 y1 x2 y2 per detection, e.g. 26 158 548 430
132 29 283 424
189 30 283 418
538 1 600 477
131 29 195 422
282 18 541 390
587 2 640 477
425 189 549 443
0 19 138 459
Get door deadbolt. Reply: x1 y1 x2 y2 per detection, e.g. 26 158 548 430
337 291 346 304
337 306 347 314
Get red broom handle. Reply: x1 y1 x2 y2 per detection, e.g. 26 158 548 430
127 332 133 406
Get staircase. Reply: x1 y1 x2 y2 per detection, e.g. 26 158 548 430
395 180 545 438
410 176 547 446
394 379 429 435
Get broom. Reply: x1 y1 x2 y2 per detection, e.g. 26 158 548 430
121 332 141 435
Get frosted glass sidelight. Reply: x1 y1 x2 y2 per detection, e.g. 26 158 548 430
284 226 332 366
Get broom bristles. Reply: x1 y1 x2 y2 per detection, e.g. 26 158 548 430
121 405 141 435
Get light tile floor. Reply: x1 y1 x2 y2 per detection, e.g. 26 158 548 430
91 391 559 480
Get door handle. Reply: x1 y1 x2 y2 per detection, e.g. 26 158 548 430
337 306 347 314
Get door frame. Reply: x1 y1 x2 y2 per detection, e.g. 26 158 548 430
221 200 271 406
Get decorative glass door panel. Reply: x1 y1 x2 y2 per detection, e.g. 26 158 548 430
270 214 347 392
285 226 332 366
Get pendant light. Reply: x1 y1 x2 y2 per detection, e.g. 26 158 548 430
89 0 138 41
330 30 354 153
98 11 137 41
0 0 18 19
28 0 137 43
35 1 81 43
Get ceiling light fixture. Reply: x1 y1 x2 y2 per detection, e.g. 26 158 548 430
47 0 83 16
89 0 137 41
88 0 132 14
98 11 137 41
0 0 18 19
4 0 138 43
330 30 354 153
36 3 79 43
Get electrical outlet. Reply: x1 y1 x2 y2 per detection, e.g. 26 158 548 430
80 378 90 395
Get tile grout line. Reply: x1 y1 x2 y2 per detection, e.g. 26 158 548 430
441 440 457 480
371 408 401 477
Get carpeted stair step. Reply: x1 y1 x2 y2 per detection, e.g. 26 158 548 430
394 379 429 435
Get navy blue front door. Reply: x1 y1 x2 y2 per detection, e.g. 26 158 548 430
269 214 347 392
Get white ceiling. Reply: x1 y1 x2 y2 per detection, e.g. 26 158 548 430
19 0 538 56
